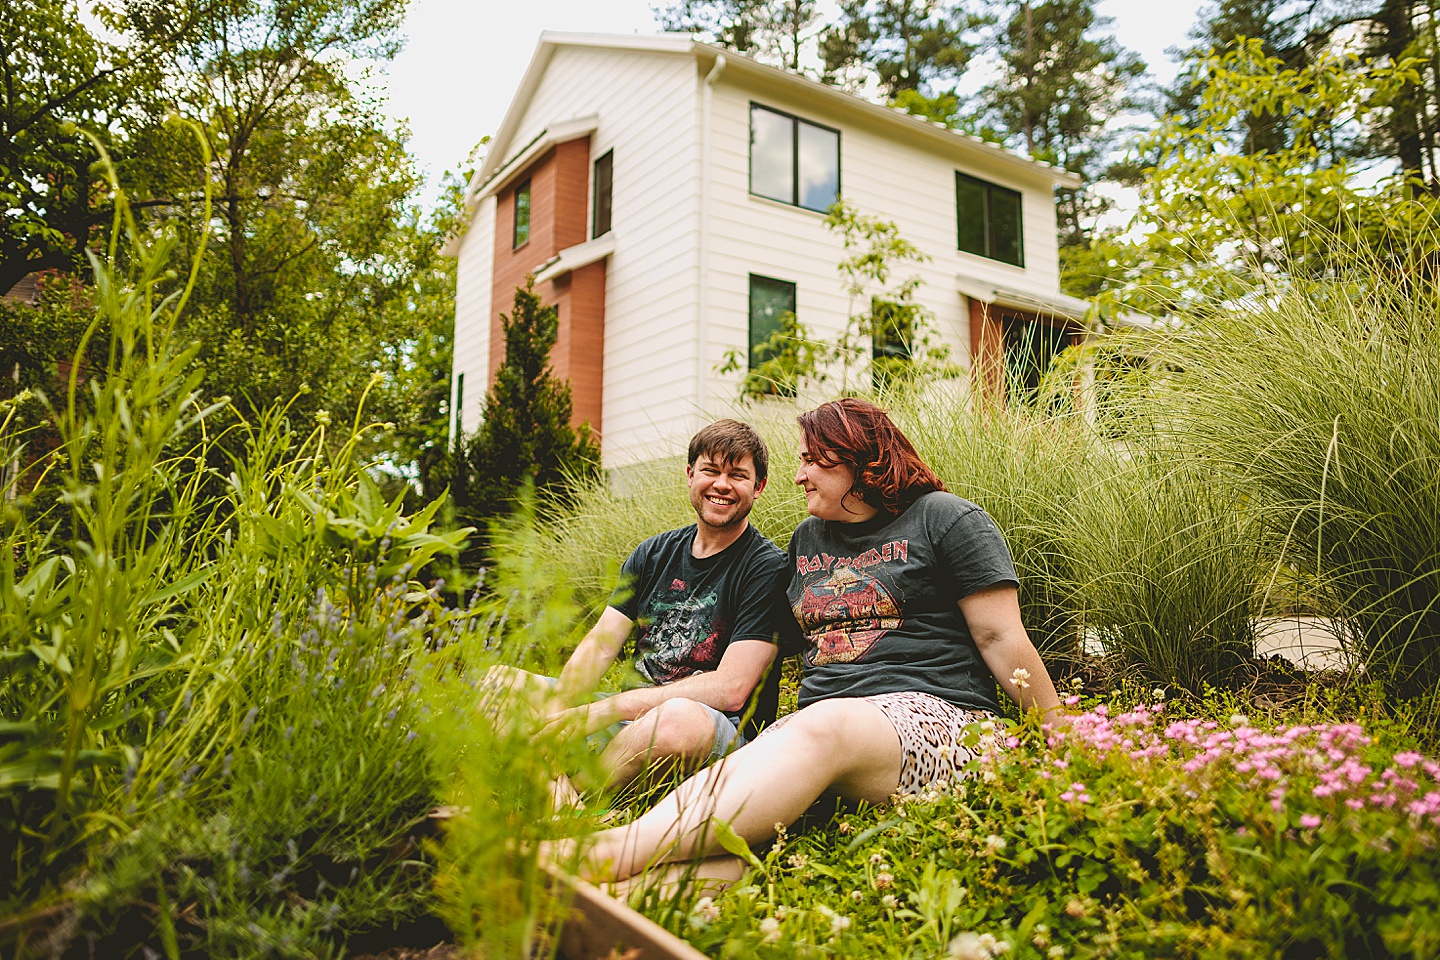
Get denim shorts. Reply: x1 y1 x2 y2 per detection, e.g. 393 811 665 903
544 678 746 759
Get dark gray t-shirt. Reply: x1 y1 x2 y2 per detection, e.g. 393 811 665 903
610 524 794 732
786 491 1016 713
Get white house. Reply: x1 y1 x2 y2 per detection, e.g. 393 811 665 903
446 31 1090 469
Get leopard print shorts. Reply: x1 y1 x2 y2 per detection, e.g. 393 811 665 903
761 692 998 795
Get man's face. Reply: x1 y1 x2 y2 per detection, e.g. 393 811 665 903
687 452 766 531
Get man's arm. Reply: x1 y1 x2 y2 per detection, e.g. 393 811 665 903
959 584 1062 716
543 639 778 738
549 606 634 712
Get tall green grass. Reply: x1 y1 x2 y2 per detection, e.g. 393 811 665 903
0 167 602 958
1151 268 1440 701
897 389 1095 666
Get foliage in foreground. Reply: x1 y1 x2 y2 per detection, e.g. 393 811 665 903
0 183 594 959
659 689 1440 959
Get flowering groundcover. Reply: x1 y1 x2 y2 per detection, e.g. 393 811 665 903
661 696 1440 959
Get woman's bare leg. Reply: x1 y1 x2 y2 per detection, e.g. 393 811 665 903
575 698 904 882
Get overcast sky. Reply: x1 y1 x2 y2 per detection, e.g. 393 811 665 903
380 0 1212 205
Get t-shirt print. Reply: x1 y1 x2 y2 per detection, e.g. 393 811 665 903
795 563 903 665
636 587 726 683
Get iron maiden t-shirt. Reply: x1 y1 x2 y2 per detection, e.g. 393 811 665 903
786 491 1015 714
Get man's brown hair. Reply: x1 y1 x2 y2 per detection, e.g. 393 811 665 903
688 419 770 483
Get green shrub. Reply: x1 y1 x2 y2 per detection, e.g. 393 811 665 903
1064 454 1266 693
1151 268 1440 702
0 171 482 957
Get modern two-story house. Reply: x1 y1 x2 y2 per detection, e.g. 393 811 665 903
445 32 1090 468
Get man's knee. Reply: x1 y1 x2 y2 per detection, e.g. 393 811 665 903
633 698 723 761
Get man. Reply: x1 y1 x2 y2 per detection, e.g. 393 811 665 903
494 419 794 798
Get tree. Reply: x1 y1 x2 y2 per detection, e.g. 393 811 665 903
655 0 825 71
819 0 981 97
451 281 600 526
978 0 1144 257
1164 0 1323 157
1090 40 1435 316
0 0 202 292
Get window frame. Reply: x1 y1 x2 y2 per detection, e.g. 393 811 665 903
955 172 1024 267
512 178 531 249
592 149 613 239
748 102 841 214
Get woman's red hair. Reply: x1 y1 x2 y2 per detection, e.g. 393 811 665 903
797 398 945 515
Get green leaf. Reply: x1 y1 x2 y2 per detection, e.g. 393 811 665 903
711 817 765 874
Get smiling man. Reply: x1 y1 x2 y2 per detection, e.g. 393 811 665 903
497 420 795 799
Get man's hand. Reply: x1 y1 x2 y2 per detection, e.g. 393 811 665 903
537 699 623 742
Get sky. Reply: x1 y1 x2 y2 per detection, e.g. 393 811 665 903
380 0 1213 206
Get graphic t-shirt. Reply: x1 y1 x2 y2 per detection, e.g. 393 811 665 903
786 491 1016 713
610 524 794 732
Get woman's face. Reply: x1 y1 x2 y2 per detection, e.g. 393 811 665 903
795 442 874 522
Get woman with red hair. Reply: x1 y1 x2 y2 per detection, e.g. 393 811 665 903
559 398 1060 886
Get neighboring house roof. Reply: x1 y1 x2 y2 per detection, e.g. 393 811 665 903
2 272 42 306
456 30 1082 230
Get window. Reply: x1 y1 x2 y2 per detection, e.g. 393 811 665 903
592 150 613 238
750 104 840 213
451 372 464 445
870 298 915 391
748 274 798 394
513 179 531 248
1003 313 1070 404
956 172 1023 267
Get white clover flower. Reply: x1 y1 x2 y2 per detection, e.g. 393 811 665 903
759 916 782 944
983 834 1007 856
1010 667 1032 690
830 914 852 935
948 932 988 960
690 896 720 926
1230 714 1249 727
1152 687 1167 700
881 894 898 909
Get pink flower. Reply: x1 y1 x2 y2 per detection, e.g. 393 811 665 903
1394 751 1424 769
1299 814 1322 829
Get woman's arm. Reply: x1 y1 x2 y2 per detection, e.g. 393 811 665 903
959 584 1062 717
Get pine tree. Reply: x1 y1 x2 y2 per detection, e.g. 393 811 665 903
655 0 823 71
819 1 981 97
454 280 600 525
978 0 1144 252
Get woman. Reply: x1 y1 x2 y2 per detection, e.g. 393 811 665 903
563 398 1061 885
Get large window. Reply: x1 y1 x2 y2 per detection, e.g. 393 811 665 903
956 172 1023 266
592 150 613 238
750 104 840 213
513 179 531 248
748 274 798 394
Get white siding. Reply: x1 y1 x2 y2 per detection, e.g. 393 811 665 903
452 196 494 436
703 72 1065 400
501 46 706 469
454 39 1073 470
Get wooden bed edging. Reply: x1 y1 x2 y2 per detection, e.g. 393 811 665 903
542 864 710 960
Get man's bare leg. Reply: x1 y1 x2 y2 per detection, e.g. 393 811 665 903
577 698 724 796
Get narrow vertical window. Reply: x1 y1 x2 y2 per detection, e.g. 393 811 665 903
513 179 531 249
452 372 465 444
748 274 798 396
592 150 613 238
955 172 1024 267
